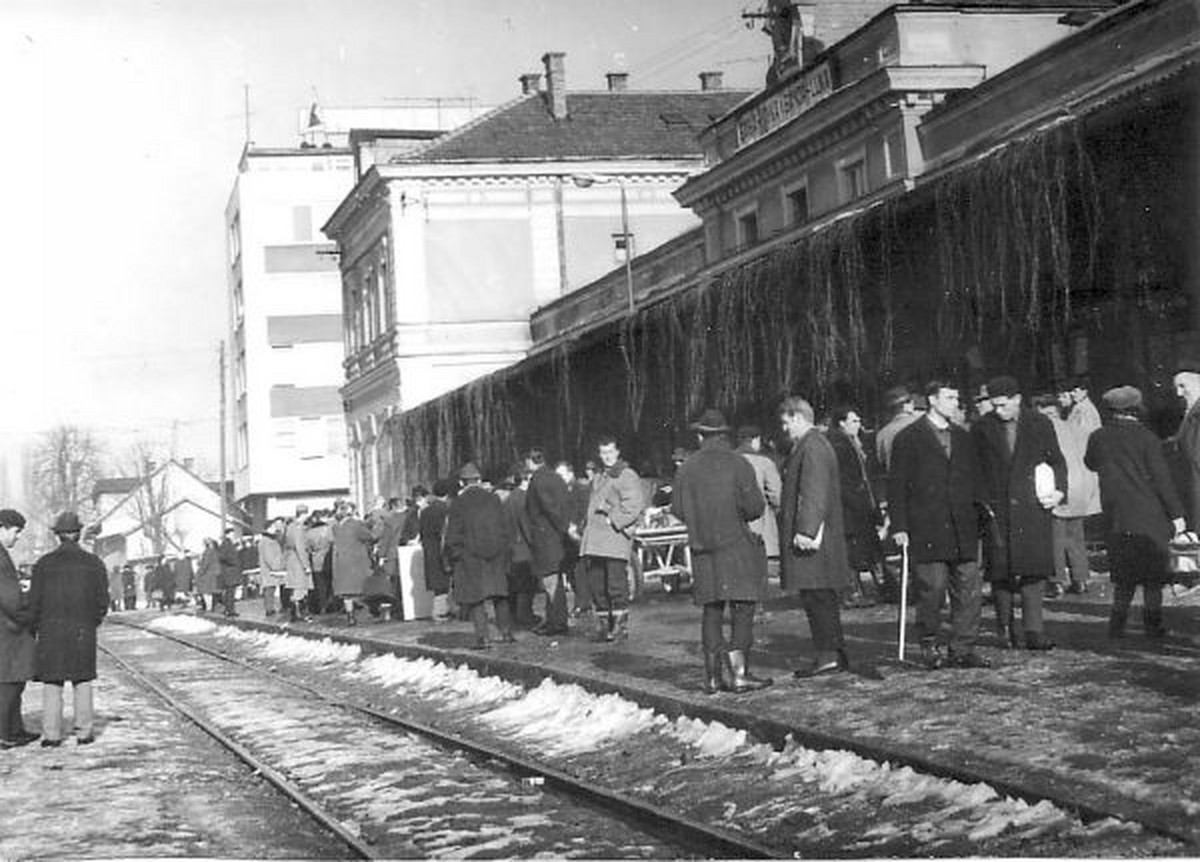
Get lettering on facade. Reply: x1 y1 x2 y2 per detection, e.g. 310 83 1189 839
735 62 834 150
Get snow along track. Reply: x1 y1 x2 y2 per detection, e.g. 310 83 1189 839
103 620 777 859
120 614 1189 858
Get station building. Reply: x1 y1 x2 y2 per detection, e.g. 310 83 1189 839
322 53 751 502
369 0 1198 492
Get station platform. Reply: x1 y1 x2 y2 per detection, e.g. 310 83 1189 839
181 574 1200 848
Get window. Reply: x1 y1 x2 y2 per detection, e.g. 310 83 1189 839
612 232 636 263
884 133 904 179
837 151 868 202
735 206 759 249
783 179 809 226
274 420 297 450
298 417 325 460
327 417 347 456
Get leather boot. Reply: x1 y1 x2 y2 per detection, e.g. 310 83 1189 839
723 649 772 693
703 651 725 695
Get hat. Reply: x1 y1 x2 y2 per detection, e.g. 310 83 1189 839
432 479 455 497
51 511 84 534
973 385 990 403
458 462 482 481
884 385 912 409
690 408 731 433
736 424 761 441
1102 385 1142 411
0 509 25 530
1175 359 1200 376
986 375 1020 398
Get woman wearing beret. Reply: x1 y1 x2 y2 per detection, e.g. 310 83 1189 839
1084 386 1185 639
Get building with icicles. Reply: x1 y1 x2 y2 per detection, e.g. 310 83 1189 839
322 53 751 503
349 0 1199 492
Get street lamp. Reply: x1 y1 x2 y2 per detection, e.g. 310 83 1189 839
570 173 635 317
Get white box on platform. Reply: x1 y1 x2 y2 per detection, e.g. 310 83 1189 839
397 545 435 620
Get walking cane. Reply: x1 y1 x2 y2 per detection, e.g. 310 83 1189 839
898 541 910 662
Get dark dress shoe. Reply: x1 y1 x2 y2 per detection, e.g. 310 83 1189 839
1026 634 1056 651
792 659 842 679
40 738 63 748
947 651 992 669
77 734 96 745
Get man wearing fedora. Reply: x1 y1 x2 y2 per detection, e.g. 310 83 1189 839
0 509 39 748
1085 386 1185 639
778 396 853 676
972 375 1066 650
29 511 110 746
674 409 772 694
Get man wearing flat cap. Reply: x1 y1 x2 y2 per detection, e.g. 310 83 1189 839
0 509 38 748
675 409 772 693
29 512 110 746
1086 386 1185 638
972 376 1067 651
1171 360 1200 529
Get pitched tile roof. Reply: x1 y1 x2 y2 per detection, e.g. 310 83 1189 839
394 91 752 163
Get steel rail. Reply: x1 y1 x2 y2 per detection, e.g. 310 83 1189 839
110 618 780 859
98 641 379 860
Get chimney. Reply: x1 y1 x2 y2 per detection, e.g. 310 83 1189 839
605 71 629 92
699 71 724 91
542 51 567 120
519 73 542 95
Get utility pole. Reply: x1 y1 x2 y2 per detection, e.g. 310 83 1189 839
243 84 252 146
218 340 227 530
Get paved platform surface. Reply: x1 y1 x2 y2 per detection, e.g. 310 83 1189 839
192 574 1200 848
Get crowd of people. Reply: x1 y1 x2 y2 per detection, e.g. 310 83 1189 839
2 366 1196 753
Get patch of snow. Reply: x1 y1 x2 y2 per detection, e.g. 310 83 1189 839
148 615 220 636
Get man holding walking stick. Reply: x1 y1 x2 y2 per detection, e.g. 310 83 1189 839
889 381 991 670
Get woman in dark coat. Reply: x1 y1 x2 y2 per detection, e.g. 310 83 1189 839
1085 386 1185 638
778 397 853 675
828 406 883 601
673 410 770 694
0 509 37 747
419 481 453 620
195 538 221 612
444 463 514 649
972 376 1067 650
30 512 109 745
332 503 375 626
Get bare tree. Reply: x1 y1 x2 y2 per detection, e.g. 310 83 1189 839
27 424 104 526
124 441 182 558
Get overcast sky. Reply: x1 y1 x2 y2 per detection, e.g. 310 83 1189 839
0 0 767 477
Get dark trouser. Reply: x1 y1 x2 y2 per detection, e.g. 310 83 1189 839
222 585 238 616
1108 533 1166 635
508 561 538 627
799 588 844 661
701 600 756 654
312 564 334 613
123 595 137 610
993 578 1045 635
0 681 27 741
914 559 982 654
1052 517 1090 587
569 557 593 612
541 571 570 630
586 557 628 612
469 597 513 643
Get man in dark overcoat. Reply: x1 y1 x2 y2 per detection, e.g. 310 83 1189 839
444 462 514 649
1171 360 1200 529
972 375 1066 650
674 408 771 694
890 382 990 669
218 528 242 618
0 509 38 747
525 447 573 637
778 396 852 676
1085 386 1186 639
418 482 453 621
30 512 109 746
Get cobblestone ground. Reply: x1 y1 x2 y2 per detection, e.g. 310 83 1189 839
0 651 348 860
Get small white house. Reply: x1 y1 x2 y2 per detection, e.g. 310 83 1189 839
90 460 249 564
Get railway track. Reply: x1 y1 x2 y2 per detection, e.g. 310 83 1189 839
106 615 1190 858
102 620 778 859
